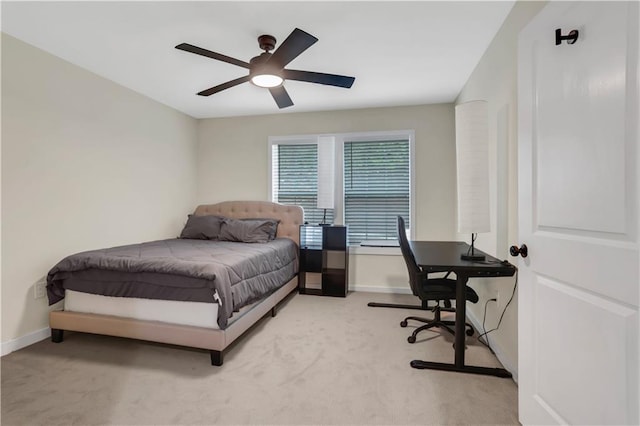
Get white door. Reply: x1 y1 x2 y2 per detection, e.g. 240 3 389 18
518 2 639 425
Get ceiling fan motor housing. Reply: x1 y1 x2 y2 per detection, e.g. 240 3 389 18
258 35 276 52
250 52 271 67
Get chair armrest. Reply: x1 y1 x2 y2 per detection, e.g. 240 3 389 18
421 269 456 280
417 270 429 280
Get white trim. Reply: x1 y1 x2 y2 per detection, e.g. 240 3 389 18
1 327 51 357
267 134 318 144
349 285 412 294
409 130 416 240
317 136 336 209
465 309 518 383
333 136 344 225
349 246 401 256
267 140 274 202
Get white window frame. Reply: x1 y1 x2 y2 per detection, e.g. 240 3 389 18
268 130 415 252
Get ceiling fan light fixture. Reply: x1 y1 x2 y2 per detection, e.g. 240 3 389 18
251 73 283 88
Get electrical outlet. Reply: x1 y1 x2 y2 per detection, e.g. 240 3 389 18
33 280 46 299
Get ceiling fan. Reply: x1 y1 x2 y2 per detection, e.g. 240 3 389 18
175 28 355 109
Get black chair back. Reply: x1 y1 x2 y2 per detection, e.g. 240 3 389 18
397 216 421 297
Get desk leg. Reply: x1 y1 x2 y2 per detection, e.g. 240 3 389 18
410 273 513 378
454 274 467 367
409 360 513 377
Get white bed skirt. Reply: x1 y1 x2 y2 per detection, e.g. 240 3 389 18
65 290 220 329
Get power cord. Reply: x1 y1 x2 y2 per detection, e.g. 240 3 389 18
477 269 519 355
481 297 498 351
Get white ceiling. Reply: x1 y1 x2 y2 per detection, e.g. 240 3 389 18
2 1 514 119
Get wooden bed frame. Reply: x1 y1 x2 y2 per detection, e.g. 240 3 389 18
49 201 304 366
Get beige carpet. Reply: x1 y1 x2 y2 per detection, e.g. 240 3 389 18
1 292 518 425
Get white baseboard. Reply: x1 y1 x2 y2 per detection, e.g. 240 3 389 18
349 285 412 294
1 327 51 357
465 310 518 383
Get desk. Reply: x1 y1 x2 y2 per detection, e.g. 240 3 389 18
409 241 516 378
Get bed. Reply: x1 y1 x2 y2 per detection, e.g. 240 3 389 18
47 201 303 366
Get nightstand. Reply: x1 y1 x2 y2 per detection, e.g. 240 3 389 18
299 225 348 297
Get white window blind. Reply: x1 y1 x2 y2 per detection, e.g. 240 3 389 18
271 143 333 225
344 140 410 244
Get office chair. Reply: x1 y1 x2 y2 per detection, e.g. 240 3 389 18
397 216 478 343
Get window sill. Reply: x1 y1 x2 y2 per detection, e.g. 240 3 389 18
349 246 401 256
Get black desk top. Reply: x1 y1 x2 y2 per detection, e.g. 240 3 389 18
409 241 516 277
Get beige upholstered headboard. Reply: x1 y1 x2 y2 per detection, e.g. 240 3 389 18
193 201 304 246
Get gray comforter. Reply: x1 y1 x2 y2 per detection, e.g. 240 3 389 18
46 238 298 329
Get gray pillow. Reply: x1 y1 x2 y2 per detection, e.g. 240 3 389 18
219 218 280 243
248 217 280 240
179 215 224 240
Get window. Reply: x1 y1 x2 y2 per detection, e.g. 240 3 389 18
270 131 413 245
343 139 410 244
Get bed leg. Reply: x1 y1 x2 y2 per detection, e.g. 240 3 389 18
210 350 223 366
51 329 64 343
271 306 277 317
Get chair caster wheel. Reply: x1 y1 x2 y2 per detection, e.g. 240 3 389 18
407 335 416 344
466 328 474 336
400 320 408 327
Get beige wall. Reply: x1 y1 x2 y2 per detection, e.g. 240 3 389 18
1 34 198 344
455 1 547 376
197 104 457 290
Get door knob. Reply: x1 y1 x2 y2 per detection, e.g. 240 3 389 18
510 244 528 258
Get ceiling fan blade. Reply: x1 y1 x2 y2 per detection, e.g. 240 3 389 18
268 28 318 69
269 86 294 109
197 75 251 96
283 69 355 88
176 43 250 69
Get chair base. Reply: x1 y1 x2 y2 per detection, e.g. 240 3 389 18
400 308 474 343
